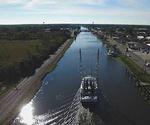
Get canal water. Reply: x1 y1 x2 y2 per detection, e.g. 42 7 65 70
13 31 150 125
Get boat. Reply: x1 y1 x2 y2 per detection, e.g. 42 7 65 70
107 49 114 56
107 49 118 57
80 76 98 103
79 49 99 105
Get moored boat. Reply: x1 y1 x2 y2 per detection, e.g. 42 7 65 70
107 49 118 57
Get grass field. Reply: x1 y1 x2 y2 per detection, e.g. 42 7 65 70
0 28 72 91
0 40 42 66
0 40 43 95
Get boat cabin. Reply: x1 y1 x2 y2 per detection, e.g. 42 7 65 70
80 76 98 103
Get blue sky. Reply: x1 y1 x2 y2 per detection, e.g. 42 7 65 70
0 0 150 25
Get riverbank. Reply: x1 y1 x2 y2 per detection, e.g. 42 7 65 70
93 31 150 84
0 37 75 125
117 55 150 83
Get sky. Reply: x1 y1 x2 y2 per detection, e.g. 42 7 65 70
0 0 150 25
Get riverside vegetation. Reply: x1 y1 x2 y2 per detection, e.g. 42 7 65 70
0 24 79 94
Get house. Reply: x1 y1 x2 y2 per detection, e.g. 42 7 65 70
137 36 144 40
146 36 150 40
44 28 51 32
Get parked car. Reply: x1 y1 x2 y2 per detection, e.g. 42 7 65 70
127 53 131 57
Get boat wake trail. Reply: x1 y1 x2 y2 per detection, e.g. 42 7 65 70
41 88 104 125
31 89 81 125
14 89 105 125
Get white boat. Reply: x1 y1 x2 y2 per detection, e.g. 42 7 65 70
80 76 98 103
107 49 118 57
107 49 114 56
79 49 99 105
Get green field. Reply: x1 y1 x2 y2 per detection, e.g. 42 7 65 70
0 25 73 91
0 40 42 66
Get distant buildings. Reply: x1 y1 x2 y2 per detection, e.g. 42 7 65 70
128 42 141 50
93 26 150 54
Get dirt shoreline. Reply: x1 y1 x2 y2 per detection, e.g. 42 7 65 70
0 37 75 125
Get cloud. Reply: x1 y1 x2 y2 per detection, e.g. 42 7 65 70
76 0 107 5
0 0 107 9
0 0 26 4
0 0 150 24
0 0 148 7
118 0 149 8
24 0 57 9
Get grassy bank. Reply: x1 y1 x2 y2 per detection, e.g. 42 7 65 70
118 55 150 83
0 26 73 95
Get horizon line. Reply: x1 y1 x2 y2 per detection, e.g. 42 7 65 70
0 23 150 26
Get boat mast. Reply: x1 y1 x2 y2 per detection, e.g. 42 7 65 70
96 49 100 84
79 48 100 81
79 48 83 79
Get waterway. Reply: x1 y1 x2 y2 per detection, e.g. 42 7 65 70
13 30 150 125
